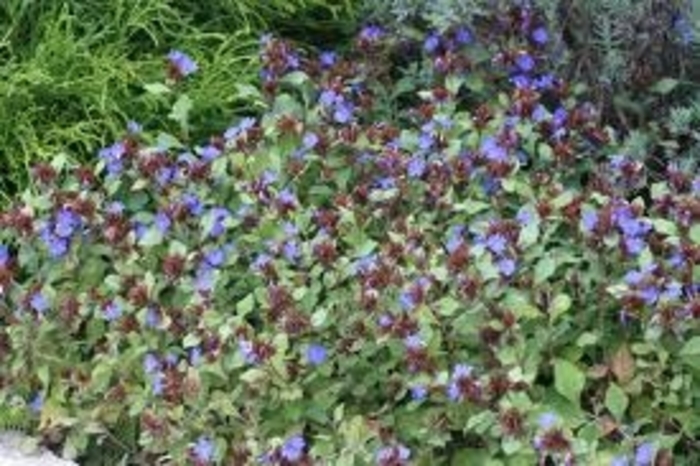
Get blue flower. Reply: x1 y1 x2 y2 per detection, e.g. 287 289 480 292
662 281 683 301
497 258 517 277
407 156 427 178
0 245 9 267
319 89 341 108
403 334 423 350
424 33 440 53
189 347 203 366
201 145 221 161
143 353 160 375
193 436 215 463
204 248 226 268
144 307 160 328
534 73 555 90
481 137 508 162
454 27 473 45
208 207 231 238
692 176 700 195
378 314 393 328
552 107 568 128
195 267 215 292
181 193 204 217
277 188 297 206
28 393 43 413
151 371 165 396
410 385 427 401
516 206 535 226
624 237 647 255
251 253 272 273
359 25 384 42
306 343 327 366
133 222 148 241
282 241 300 263
302 132 319 150
103 301 122 321
447 364 475 402
610 455 630 466
167 50 198 77
126 120 142 134
238 339 259 364
511 74 532 89
485 233 508 255
581 210 599 233
399 291 416 311
281 435 305 462
515 52 535 72
156 166 175 187
333 103 354 124
155 211 171 234
54 209 81 238
375 444 410 465
30 292 49 313
531 27 549 45
319 51 337 68
98 142 126 177
674 15 694 46
634 442 656 466
224 117 256 141
538 412 559 429
532 104 549 122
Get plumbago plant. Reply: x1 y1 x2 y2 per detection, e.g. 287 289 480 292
3 21 700 466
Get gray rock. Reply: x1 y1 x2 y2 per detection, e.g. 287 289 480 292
0 432 77 466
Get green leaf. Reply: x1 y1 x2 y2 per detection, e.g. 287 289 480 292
680 336 700 357
237 294 255 316
156 132 184 150
689 224 700 244
143 82 171 95
138 227 163 247
436 297 461 317
240 368 266 384
169 94 193 128
652 218 678 237
604 383 628 420
518 222 539 249
534 257 556 285
183 333 201 348
550 294 572 322
554 359 585 404
651 78 679 95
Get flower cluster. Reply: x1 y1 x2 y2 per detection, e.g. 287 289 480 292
0 11 699 465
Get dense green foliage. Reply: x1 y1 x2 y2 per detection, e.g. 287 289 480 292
361 0 700 130
3 3 700 466
0 0 357 200
4 9 700 464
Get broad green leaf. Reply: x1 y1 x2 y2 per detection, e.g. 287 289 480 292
554 359 585 404
550 293 572 321
168 94 193 127
604 383 628 420
236 294 255 316
651 78 679 94
652 218 678 237
534 257 556 285
690 225 700 244
143 82 171 95
436 296 461 317
680 336 700 357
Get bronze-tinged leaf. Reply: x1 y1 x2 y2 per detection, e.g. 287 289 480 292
610 344 635 385
598 415 619 437
588 364 610 379
655 448 673 466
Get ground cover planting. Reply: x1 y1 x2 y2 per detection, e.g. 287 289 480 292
1 2 700 465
